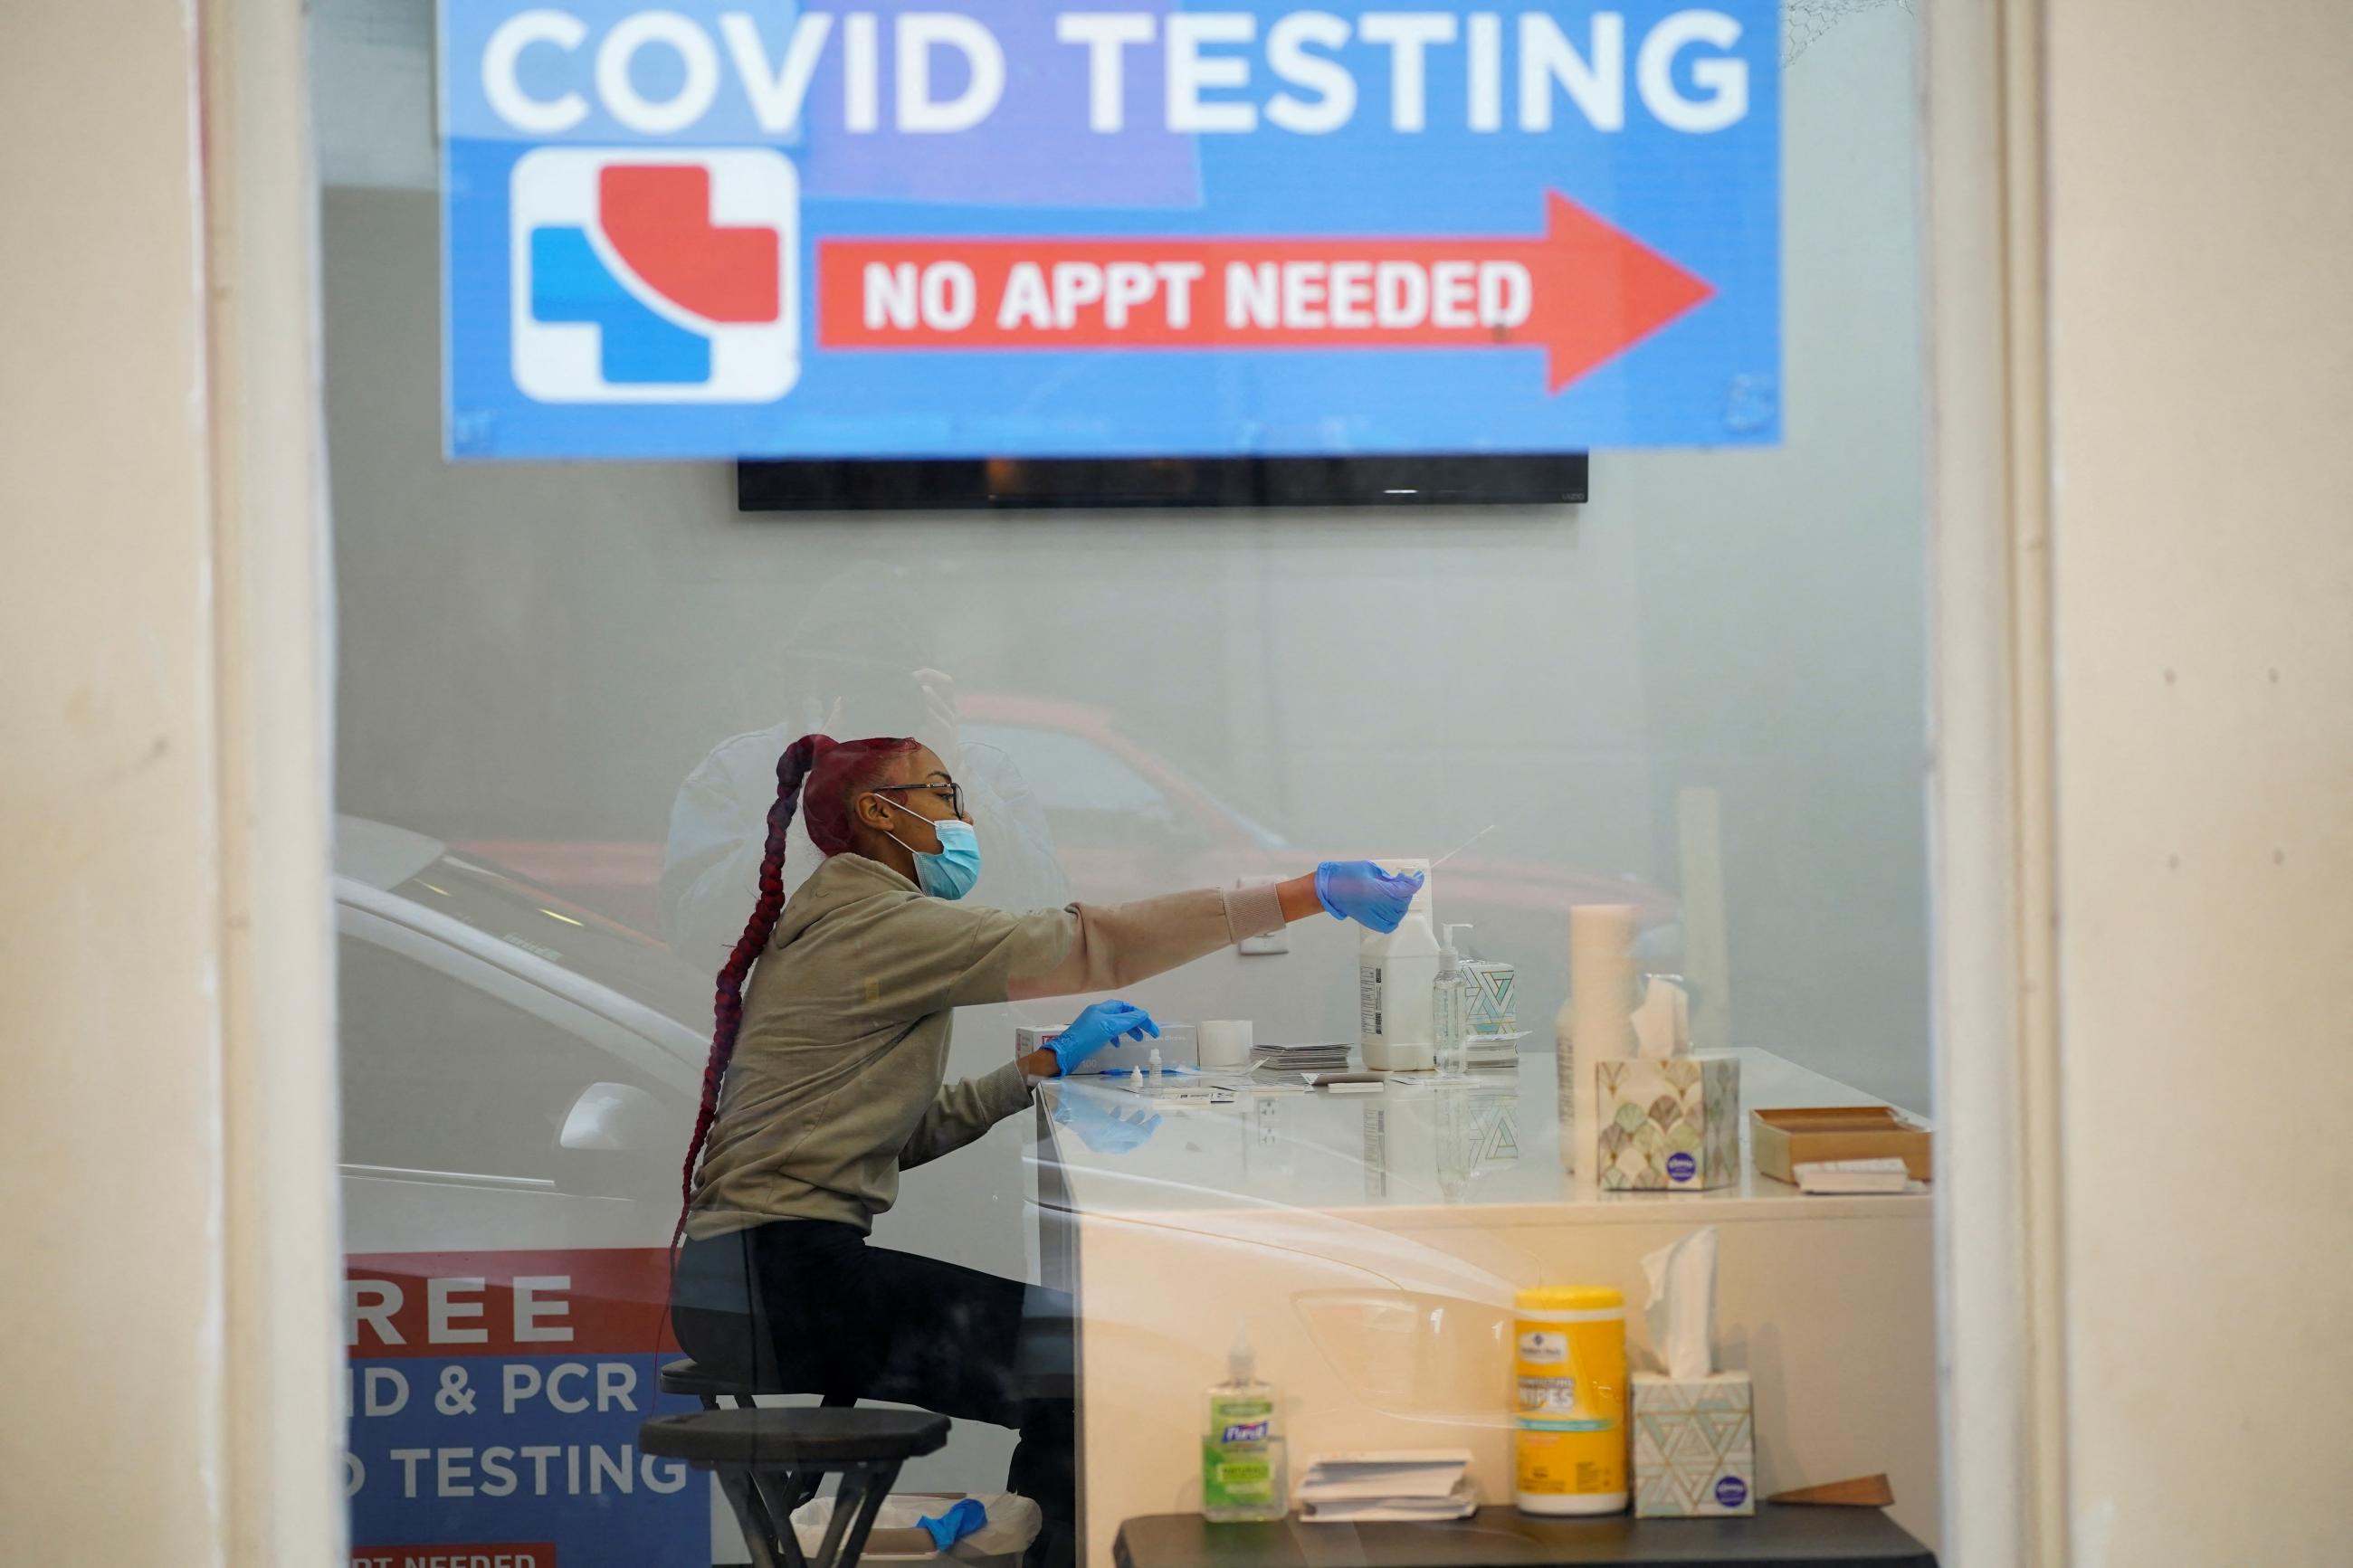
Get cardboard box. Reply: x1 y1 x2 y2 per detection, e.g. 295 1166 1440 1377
1750 1106 1932 1185
1632 1372 1756 1516
1593 1057 1741 1191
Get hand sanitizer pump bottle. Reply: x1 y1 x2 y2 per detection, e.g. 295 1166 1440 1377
1204 1322 1287 1522
1434 923 1473 1081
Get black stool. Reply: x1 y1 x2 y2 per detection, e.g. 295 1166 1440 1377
644 1360 950 1568
657 1355 844 1411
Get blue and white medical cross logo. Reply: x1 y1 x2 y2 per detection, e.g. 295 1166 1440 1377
509 147 799 403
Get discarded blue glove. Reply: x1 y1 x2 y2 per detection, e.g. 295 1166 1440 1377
1053 1094 1164 1155
1047 1000 1159 1076
918 1497 987 1551
1314 861 1424 934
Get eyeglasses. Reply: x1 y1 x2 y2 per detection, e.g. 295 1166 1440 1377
872 782 967 820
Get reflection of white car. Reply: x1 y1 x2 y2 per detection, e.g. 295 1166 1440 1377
958 694 1683 972
336 817 706 1253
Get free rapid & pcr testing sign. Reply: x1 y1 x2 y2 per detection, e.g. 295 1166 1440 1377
441 1 1781 460
344 1250 707 1568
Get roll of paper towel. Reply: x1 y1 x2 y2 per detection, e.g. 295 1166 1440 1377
1198 1019 1254 1069
1568 904 1636 1182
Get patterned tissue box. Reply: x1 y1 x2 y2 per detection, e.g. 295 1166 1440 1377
1633 1372 1756 1516
1462 959 1519 1037
1593 1057 1741 1191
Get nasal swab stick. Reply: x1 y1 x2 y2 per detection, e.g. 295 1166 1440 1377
1429 823 1498 870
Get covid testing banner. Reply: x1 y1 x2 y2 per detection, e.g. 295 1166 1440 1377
344 1250 706 1568
441 1 1780 459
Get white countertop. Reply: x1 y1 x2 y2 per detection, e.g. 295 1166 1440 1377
1034 1047 1929 1225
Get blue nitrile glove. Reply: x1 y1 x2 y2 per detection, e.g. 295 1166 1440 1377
1046 1000 1160 1076
1314 861 1424 934
917 1497 988 1551
1053 1093 1164 1155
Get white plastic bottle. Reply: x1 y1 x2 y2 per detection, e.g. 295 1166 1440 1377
1203 1322 1287 1523
1433 923 1472 1081
1360 859 1439 1071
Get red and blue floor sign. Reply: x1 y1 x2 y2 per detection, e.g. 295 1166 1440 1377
345 1250 708 1568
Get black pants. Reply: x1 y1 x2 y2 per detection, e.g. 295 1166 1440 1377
672 1221 1075 1568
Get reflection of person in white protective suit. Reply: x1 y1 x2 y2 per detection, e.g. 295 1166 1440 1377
661 660 1068 974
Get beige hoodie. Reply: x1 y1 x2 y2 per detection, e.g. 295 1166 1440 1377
685 852 1288 1238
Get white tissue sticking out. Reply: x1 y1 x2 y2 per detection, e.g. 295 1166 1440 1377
1631 975 1691 1060
1642 1226 1719 1381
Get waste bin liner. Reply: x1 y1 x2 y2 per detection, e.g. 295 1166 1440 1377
788 1491 1043 1568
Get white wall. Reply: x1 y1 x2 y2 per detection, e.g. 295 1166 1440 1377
1 1 341 1562
2044 0 2353 1561
0 3 232 1557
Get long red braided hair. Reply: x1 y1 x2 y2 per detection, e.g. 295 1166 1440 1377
673 732 924 1244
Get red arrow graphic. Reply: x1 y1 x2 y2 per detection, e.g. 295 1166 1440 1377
817 191 1710 394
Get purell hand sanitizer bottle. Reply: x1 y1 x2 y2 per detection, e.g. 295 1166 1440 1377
1434 923 1474 1081
1204 1321 1287 1522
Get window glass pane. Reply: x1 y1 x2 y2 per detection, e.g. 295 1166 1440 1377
316 1 1940 1561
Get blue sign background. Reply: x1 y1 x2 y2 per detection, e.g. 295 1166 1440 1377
348 1351 706 1567
443 0 1780 459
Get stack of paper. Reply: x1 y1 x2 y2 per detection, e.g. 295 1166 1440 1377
1465 1038 1522 1070
1794 1156 1915 1194
1252 1042 1352 1074
1295 1451 1477 1523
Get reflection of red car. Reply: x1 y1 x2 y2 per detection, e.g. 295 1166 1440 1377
952 691 1680 973
467 692 1680 1016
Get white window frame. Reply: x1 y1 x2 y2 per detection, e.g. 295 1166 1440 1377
1925 0 2063 1563
159 0 2063 1558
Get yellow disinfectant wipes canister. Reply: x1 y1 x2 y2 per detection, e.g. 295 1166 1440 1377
1513 1285 1627 1515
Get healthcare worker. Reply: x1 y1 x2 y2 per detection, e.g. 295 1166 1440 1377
668 733 1421 1568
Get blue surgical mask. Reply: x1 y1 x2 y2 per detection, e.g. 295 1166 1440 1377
876 799 983 901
